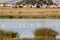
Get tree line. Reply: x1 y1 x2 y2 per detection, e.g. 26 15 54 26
16 0 54 5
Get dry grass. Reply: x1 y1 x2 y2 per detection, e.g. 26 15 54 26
0 7 60 18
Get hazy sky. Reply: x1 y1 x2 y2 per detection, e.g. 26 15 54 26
0 19 60 38
53 0 60 4
0 0 21 3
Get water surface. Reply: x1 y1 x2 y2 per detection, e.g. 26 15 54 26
0 19 60 38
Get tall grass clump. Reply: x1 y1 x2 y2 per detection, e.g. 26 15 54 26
0 29 19 40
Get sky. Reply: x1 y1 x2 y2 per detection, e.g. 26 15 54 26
0 0 21 3
53 0 60 4
0 19 60 38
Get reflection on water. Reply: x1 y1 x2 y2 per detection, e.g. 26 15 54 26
0 19 60 38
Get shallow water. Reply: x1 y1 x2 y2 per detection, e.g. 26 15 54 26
0 19 60 38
